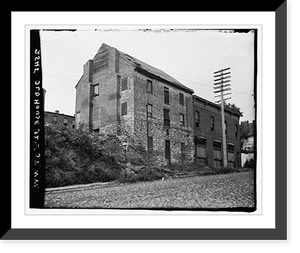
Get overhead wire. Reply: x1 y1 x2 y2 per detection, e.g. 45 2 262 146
41 36 255 119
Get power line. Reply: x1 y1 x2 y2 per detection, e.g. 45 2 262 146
43 72 78 81
41 38 254 96
41 40 94 56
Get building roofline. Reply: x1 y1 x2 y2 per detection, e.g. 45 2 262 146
45 111 75 118
193 94 242 117
103 43 194 94
75 75 84 88
134 66 194 94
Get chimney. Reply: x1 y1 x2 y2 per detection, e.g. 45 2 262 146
83 59 93 82
55 110 59 114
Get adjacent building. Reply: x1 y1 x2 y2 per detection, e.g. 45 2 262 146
45 110 75 128
75 43 242 167
193 95 242 168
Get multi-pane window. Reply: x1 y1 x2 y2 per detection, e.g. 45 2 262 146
147 80 153 94
195 111 200 127
93 83 99 96
165 140 171 159
163 108 170 127
210 116 215 131
121 77 128 91
180 114 185 126
164 87 169 105
213 140 222 168
147 104 153 118
121 102 127 116
179 93 184 105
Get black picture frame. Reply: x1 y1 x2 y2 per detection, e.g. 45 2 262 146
5 2 287 240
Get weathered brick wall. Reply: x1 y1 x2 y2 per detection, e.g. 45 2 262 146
75 60 93 130
118 52 136 137
75 44 136 136
193 99 241 168
44 111 75 126
133 72 194 166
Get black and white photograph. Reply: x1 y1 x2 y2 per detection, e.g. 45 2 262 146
6 5 289 244
31 28 257 211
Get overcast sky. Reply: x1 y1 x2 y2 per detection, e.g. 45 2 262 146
40 29 255 122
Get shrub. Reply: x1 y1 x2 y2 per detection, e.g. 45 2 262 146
45 124 122 188
118 167 165 184
243 158 255 169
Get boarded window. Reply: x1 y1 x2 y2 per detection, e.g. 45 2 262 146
163 108 170 127
213 140 222 168
121 102 127 116
179 93 184 105
165 140 171 159
164 87 169 105
121 77 128 91
180 114 185 126
148 136 153 151
147 80 153 94
213 149 222 160
196 138 207 165
228 144 235 168
147 104 153 118
197 145 206 158
181 142 186 154
195 111 200 127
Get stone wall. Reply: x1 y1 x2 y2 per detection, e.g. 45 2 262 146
133 72 194 166
75 60 93 131
75 44 136 136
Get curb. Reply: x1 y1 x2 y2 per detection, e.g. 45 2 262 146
45 181 119 193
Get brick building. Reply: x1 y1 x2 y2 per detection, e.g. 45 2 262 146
75 43 195 165
75 43 242 167
193 95 241 168
45 110 75 128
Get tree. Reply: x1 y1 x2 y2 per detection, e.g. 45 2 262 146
224 102 243 116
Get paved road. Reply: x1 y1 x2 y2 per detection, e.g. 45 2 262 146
45 171 255 209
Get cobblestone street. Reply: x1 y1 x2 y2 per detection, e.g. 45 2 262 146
45 171 255 210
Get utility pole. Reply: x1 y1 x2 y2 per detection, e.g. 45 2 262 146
122 140 128 182
146 104 151 169
214 67 232 168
